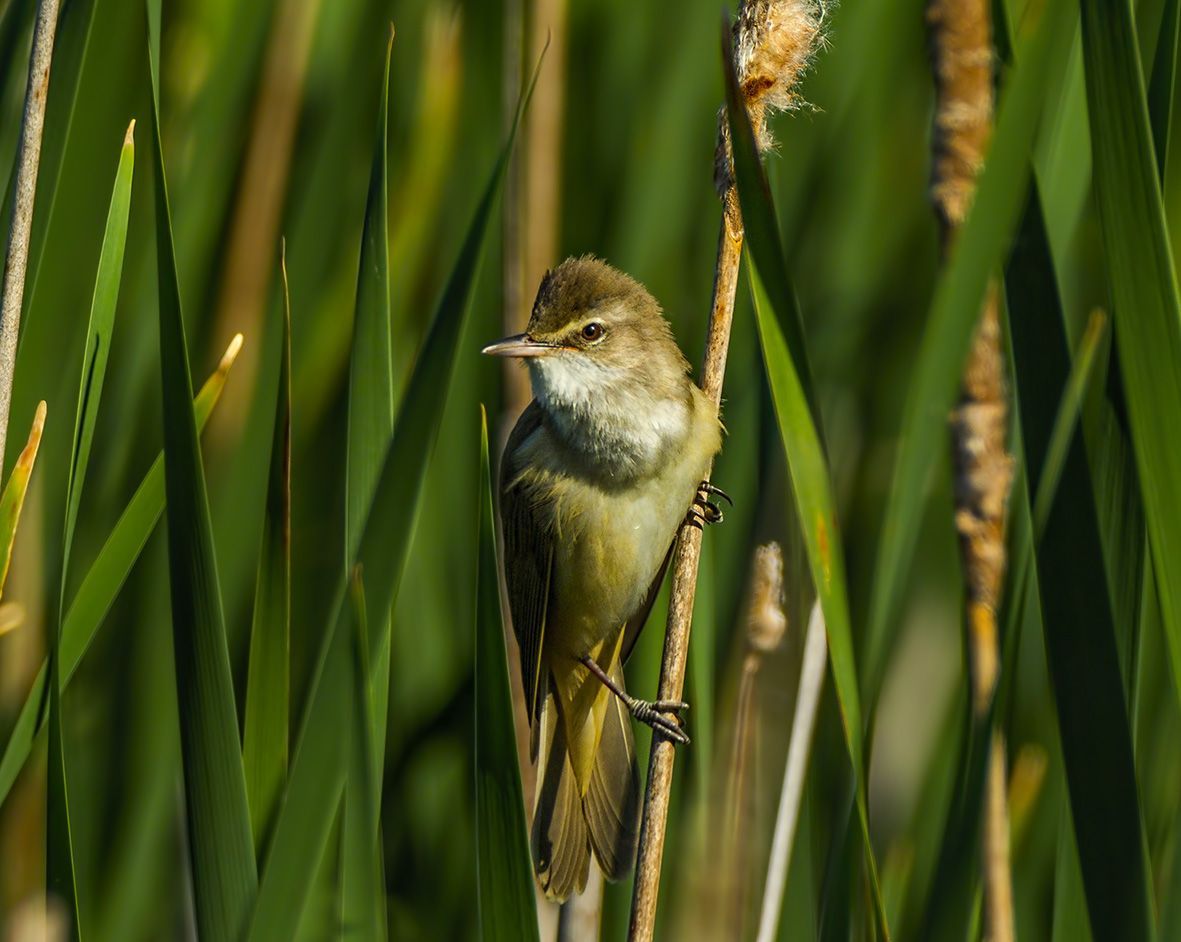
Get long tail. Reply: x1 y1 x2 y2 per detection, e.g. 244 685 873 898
531 665 641 902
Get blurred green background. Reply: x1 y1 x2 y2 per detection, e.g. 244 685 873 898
0 0 1177 939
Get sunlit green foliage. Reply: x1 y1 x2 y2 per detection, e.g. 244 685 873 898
0 1 1176 940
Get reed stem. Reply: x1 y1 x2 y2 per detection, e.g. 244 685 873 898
0 0 62 485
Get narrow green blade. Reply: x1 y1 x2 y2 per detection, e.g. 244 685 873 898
475 408 540 942
246 50 542 942
721 17 885 931
344 27 393 808
1051 802 1096 942
61 120 135 588
148 38 257 941
47 115 135 942
1081 0 1181 738
0 402 43 601
60 340 241 685
341 567 382 942
1031 311 1107 537
24 0 102 327
1007 182 1156 942
0 344 240 813
242 251 292 861
1147 0 1179 177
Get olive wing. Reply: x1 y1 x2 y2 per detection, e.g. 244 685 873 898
499 400 554 738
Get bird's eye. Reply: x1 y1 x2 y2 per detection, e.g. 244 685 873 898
581 323 604 341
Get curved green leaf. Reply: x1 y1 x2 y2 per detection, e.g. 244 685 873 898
148 38 256 941
475 408 539 942
1082 0 1181 769
345 16 393 820
1008 180 1155 942
242 251 291 861
0 341 240 814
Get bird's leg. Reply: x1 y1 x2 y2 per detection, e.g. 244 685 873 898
687 480 732 528
579 655 690 745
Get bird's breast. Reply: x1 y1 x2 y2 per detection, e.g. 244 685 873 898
528 390 721 660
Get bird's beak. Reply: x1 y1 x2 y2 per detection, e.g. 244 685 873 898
481 333 557 358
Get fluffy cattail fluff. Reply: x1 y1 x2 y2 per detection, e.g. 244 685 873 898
715 0 828 196
746 542 788 653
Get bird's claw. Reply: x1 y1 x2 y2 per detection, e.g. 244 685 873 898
688 481 728 528
698 481 733 506
628 697 691 745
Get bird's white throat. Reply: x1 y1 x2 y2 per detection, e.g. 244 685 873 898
528 353 690 479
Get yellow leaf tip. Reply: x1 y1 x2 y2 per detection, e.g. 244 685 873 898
219 334 245 373
124 119 136 147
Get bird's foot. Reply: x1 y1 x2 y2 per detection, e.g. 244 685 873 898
687 480 731 528
626 696 691 745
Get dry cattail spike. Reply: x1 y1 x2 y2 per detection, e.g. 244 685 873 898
715 0 828 196
927 1 1014 940
951 284 1014 718
927 0 994 248
747 542 789 653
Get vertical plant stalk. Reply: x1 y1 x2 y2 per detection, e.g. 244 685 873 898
928 1 1015 939
755 599 826 942
629 5 823 938
210 0 322 441
628 192 740 942
722 543 790 940
0 0 61 485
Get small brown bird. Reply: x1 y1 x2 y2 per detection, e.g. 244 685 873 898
483 257 724 900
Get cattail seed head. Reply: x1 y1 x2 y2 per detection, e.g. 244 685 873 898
746 542 789 653
715 0 829 196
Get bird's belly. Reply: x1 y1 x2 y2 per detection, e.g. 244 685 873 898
545 465 700 663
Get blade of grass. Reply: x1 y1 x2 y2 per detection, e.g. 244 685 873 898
242 247 291 862
0 0 60 481
341 566 381 942
148 36 257 940
24 0 102 317
1031 310 1107 535
1081 0 1181 738
0 401 43 600
60 120 135 592
60 336 241 682
1007 182 1156 942
475 407 539 942
246 50 542 942
47 115 135 942
344 25 393 810
1147 0 1179 177
0 338 242 812
861 0 1075 706
747 261 885 932
1050 801 1095 942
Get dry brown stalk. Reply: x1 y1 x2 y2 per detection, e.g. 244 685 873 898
628 4 824 938
0 0 62 486
717 544 790 940
928 0 1015 939
208 0 323 446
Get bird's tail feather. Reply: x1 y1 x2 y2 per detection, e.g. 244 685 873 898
585 661 640 880
532 687 591 902
531 664 641 901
